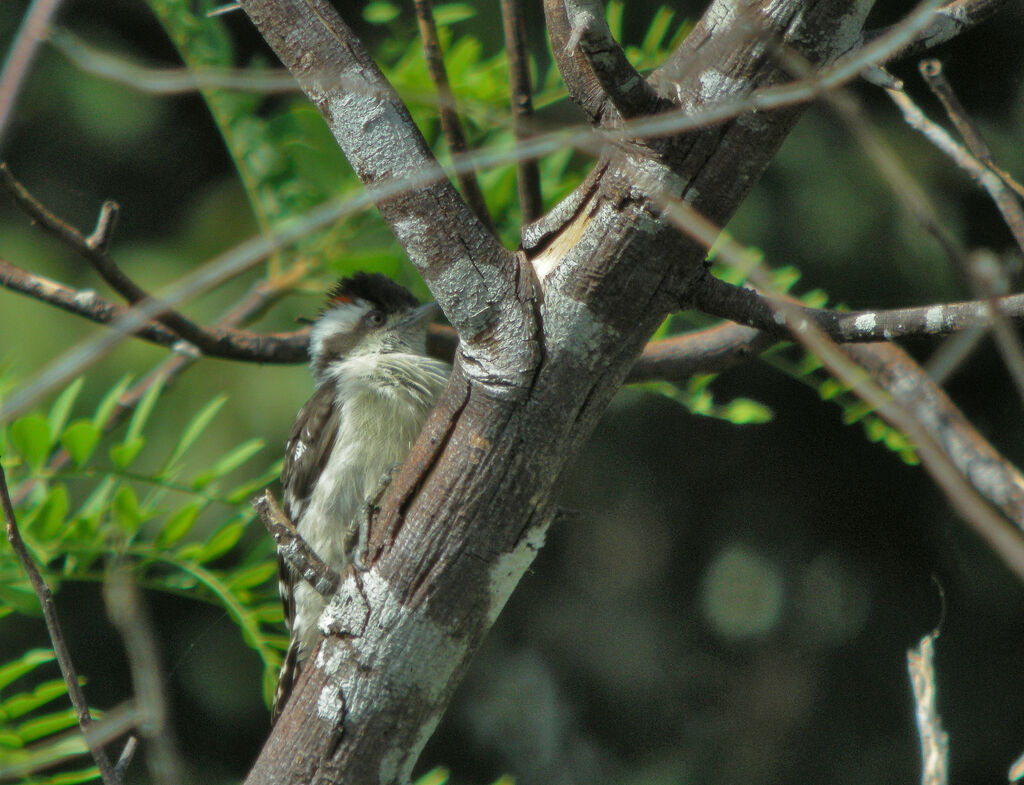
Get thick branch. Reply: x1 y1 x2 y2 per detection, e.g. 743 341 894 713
542 0 608 123
561 0 668 119
237 0 533 391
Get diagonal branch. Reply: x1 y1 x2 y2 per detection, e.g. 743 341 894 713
0 163 306 360
561 0 668 119
0 256 309 363
542 0 607 123
412 0 496 235
500 0 543 223
237 0 533 392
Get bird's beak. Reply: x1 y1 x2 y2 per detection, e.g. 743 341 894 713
405 301 441 329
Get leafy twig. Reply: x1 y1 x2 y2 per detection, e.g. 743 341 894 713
0 463 120 784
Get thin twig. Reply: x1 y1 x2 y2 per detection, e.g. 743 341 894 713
907 631 949 785
104 569 187 785
648 177 1024 580
0 256 309 364
86 200 120 253
692 273 1024 343
0 0 65 142
0 464 120 784
253 490 340 597
500 0 543 223
885 84 1024 403
412 0 496 234
867 0 1009 63
49 28 299 95
913 61 1024 252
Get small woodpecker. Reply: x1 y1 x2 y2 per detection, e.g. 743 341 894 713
273 272 450 719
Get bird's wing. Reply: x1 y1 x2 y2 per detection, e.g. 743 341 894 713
273 383 341 722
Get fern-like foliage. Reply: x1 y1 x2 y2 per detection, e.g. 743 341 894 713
1 372 283 779
646 251 919 464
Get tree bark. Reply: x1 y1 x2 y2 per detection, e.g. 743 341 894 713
237 1 888 782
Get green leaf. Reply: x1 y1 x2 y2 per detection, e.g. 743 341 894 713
46 377 84 443
0 650 55 691
606 0 623 39
59 420 100 466
123 376 164 447
191 438 264 490
109 437 145 470
363 1 399 23
10 416 51 468
156 504 201 547
29 484 69 541
432 3 475 25
720 398 774 424
91 375 133 430
111 485 142 532
1 679 69 720
16 707 80 742
192 519 247 563
641 7 675 57
25 766 102 785
228 562 278 591
161 395 227 476
414 768 451 785
0 584 43 617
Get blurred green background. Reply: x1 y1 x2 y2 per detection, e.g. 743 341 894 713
1 1 1024 784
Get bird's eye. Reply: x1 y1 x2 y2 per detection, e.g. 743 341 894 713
365 309 386 327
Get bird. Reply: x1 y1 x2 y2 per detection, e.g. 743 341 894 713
272 272 451 720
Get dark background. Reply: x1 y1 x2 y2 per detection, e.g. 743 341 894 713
1 1 1023 784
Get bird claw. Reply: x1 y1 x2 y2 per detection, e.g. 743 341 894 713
352 463 402 570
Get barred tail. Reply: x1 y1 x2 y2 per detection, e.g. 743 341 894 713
271 634 301 723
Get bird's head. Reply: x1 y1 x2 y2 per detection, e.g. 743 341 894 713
308 273 439 384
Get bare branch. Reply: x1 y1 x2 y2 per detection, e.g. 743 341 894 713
253 490 340 597
0 0 65 141
0 256 309 363
412 0 496 234
0 162 307 360
845 341 1024 529
1 464 120 784
104 570 187 785
626 323 776 383
542 0 606 123
867 0 1009 62
907 631 949 785
561 0 667 119
692 272 1024 343
500 0 543 223
653 184 1024 579
49 27 299 95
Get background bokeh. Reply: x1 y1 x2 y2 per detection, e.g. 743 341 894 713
2 1 1023 784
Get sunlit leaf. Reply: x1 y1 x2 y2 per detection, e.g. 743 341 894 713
59 420 100 467
155 504 201 547
46 377 84 443
10 416 51 468
91 375 133 430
